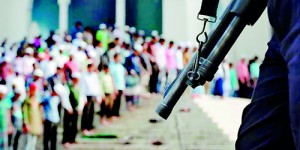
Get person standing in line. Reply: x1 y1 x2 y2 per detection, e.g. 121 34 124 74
63 54 79 82
23 83 43 150
70 21 83 40
250 56 260 87
9 87 24 150
22 47 37 78
42 84 64 150
155 39 167 93
165 41 177 86
236 58 250 98
96 23 109 51
94 41 105 66
175 44 184 74
109 54 126 118
229 63 239 97
222 60 232 97
212 65 225 98
124 44 145 110
0 85 12 150
80 62 103 135
62 73 85 148
183 46 191 66
99 65 116 125
148 38 160 94
139 43 152 98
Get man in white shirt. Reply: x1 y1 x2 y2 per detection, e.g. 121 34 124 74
80 62 103 134
155 39 167 93
40 55 57 79
22 47 36 77
175 45 184 73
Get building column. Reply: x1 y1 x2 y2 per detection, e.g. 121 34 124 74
115 0 126 29
163 0 201 43
58 0 71 34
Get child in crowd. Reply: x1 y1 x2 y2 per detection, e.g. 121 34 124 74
99 65 116 125
23 83 43 150
0 85 12 150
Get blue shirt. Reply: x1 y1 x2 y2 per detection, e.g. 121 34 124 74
43 96 60 123
109 62 126 90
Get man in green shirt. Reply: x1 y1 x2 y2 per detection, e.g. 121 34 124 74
229 63 239 97
96 24 109 51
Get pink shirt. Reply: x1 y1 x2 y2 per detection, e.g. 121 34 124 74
166 48 177 70
236 62 250 84
64 60 79 79
0 63 11 80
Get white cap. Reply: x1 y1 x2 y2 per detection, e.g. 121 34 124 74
99 23 107 30
33 69 44 77
133 43 143 53
52 34 62 43
38 52 46 59
0 85 8 94
125 25 130 31
76 32 83 39
138 30 145 36
25 47 34 54
114 24 120 29
145 37 152 43
59 45 66 51
66 35 72 41
151 30 159 37
130 27 136 33
14 86 22 94
79 41 87 49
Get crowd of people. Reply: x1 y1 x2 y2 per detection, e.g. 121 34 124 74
0 21 195 150
0 21 260 150
210 56 260 99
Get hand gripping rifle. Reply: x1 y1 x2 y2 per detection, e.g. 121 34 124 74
156 0 268 119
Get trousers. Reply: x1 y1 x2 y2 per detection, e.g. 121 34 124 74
43 120 58 150
81 96 95 131
62 109 78 144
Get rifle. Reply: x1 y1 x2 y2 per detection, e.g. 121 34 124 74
156 0 268 119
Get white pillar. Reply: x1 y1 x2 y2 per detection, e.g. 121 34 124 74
0 0 34 43
58 0 71 34
115 0 126 29
163 0 202 43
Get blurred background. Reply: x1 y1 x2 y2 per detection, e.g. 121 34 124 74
0 0 272 149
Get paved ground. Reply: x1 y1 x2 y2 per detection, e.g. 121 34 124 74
194 95 250 141
27 92 249 150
